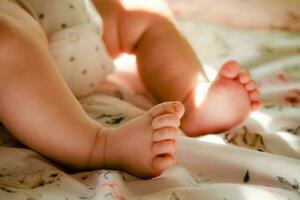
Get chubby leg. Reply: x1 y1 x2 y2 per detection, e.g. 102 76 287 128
91 101 185 178
0 1 184 179
181 61 260 136
0 1 105 169
90 1 261 136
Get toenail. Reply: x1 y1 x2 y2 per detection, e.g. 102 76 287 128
173 102 180 112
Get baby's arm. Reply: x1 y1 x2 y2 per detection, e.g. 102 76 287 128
93 0 208 103
0 1 104 169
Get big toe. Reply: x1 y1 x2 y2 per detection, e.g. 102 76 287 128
219 60 240 79
150 101 185 119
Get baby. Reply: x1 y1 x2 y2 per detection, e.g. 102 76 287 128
0 0 260 178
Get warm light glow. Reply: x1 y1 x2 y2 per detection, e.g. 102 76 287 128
198 134 227 144
203 63 218 81
114 53 136 72
120 0 173 18
194 82 210 107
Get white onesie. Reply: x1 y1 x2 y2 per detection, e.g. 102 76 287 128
15 0 115 97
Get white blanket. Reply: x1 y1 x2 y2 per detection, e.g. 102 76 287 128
0 20 299 200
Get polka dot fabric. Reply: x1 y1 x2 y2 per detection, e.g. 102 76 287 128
15 0 115 97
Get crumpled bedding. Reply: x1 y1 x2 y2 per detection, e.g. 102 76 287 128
0 20 299 200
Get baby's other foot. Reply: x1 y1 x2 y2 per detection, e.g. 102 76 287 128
182 60 260 136
103 101 184 178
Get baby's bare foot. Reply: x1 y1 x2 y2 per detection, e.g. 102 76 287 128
102 101 184 178
182 60 260 136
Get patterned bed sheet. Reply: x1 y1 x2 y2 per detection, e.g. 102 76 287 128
0 19 299 200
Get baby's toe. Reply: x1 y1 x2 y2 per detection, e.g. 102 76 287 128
245 80 257 91
249 90 260 101
152 114 180 130
238 71 251 84
153 127 178 142
149 101 185 119
251 101 261 110
152 140 177 155
219 60 240 79
152 154 176 174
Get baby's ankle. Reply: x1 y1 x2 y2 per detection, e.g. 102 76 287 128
97 127 124 170
87 126 111 170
